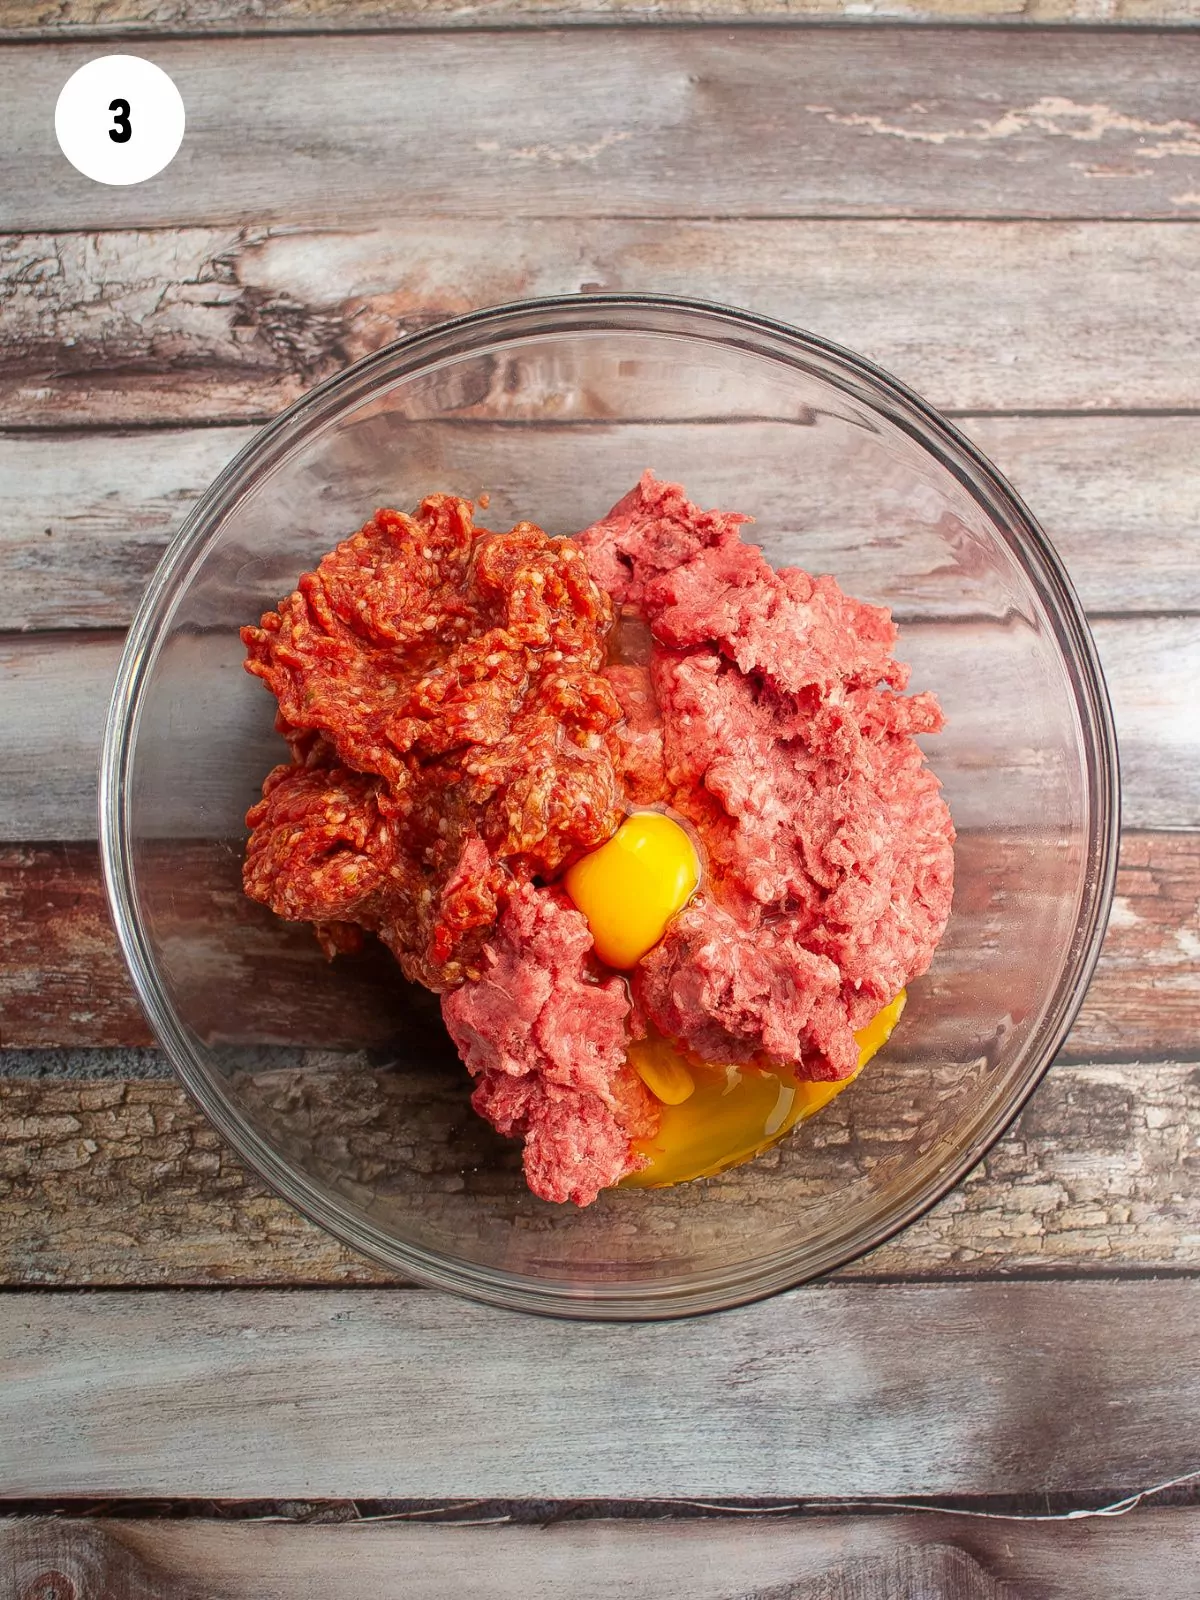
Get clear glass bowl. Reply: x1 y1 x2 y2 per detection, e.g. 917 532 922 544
100 296 1119 1320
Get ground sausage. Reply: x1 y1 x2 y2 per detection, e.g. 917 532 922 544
242 494 625 989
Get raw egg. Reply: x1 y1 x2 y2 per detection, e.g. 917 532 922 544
622 990 907 1189
564 811 700 970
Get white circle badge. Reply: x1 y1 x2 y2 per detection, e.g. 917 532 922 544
55 55 185 186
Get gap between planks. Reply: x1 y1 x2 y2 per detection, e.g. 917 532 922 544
3 32 1200 229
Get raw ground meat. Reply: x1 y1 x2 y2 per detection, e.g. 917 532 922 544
242 494 624 989
244 474 955 1205
442 882 657 1205
601 661 667 806
576 471 956 1083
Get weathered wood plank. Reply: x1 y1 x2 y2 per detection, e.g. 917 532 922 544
5 34 1200 231
5 414 1200 630
6 0 1200 38
1 1520 207 1600
964 413 1200 616
4 1282 1200 1495
0 614 1181 840
5 222 1200 426
0 842 438 1051
0 428 246 631
2 1050 1197 1287
0 1077 387 1287
1098 616 1200 831
4 831 1196 1055
1 631 121 842
6 1512 1200 1600
1084 831 1200 1056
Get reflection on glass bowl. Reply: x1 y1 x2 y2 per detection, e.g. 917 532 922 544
100 296 1119 1320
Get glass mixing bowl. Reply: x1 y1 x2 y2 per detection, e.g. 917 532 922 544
100 296 1119 1319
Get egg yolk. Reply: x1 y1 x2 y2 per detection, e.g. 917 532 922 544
621 990 907 1189
564 811 700 970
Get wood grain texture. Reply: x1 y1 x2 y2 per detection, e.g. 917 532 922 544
6 0 1199 38
0 842 432 1051
4 832 1197 1055
4 1281 1200 1496
1 613 1186 840
0 1077 386 1287
5 414 1200 630
2 1054 1197 1285
5 222 1200 426
1 631 121 842
6 1513 1200 1600
5 34 1200 231
0 428 246 631
0 1519 208 1600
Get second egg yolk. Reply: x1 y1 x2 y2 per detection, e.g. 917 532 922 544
564 811 700 970
621 990 908 1189
563 805 908 1190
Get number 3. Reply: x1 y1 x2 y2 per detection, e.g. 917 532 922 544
108 98 132 143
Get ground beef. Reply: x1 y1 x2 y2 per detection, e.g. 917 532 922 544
578 472 751 612
601 662 667 806
441 882 657 1204
242 494 624 989
636 899 850 1075
245 474 955 1204
576 471 956 1082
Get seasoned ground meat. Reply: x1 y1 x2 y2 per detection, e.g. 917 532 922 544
242 494 624 989
442 882 657 1204
576 471 955 1082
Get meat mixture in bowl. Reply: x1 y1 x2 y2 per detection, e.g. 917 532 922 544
243 474 955 1205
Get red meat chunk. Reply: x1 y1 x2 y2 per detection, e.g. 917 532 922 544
242 495 624 989
441 882 657 1205
576 472 956 1081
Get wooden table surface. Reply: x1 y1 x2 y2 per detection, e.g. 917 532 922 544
2 0 1200 1593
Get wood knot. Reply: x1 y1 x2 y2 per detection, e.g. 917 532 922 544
22 1572 76 1600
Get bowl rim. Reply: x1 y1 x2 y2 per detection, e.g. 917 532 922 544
99 292 1121 1321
